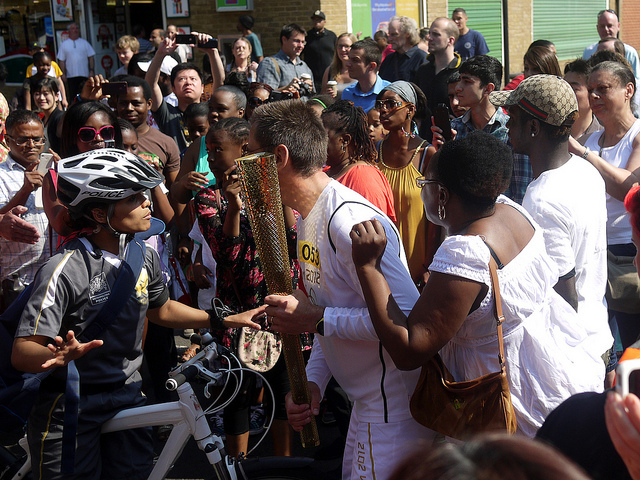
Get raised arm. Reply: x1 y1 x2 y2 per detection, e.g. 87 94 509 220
192 32 224 91
145 38 178 111
350 219 480 370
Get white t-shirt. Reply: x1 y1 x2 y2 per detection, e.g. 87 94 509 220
299 180 420 423
522 155 612 355
431 196 605 437
57 37 96 78
585 118 640 245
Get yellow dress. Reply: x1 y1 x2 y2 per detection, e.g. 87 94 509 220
378 140 427 282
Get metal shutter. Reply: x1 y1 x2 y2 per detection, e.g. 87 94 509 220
449 1 503 63
533 0 607 60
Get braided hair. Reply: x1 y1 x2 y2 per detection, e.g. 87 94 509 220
321 100 377 164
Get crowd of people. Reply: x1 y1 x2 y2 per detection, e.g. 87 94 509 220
1 6 640 480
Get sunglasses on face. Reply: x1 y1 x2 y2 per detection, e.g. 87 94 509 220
248 97 266 108
78 125 116 143
375 99 409 112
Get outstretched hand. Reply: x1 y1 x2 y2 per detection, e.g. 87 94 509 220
350 219 387 270
41 330 103 369
264 290 322 334
0 206 40 243
223 305 268 329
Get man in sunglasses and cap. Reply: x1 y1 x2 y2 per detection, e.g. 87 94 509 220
0 109 55 313
304 10 337 92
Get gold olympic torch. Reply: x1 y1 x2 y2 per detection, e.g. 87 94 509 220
235 152 320 448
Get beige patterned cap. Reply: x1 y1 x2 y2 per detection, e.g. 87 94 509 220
489 74 578 127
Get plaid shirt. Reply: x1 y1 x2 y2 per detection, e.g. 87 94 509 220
452 108 532 204
0 154 55 284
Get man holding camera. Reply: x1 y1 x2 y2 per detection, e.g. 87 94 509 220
0 110 53 313
145 32 224 152
256 24 314 95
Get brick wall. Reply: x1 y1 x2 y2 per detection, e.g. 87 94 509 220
506 0 532 76
189 0 348 66
621 0 640 52
426 0 448 26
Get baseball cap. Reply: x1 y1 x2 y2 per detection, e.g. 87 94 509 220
238 14 254 30
138 56 179 76
311 10 326 20
489 74 578 127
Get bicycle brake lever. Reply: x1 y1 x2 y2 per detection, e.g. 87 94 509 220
202 369 225 399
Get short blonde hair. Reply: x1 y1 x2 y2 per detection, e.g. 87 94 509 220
116 35 140 53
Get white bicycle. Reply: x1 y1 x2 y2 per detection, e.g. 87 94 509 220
2 334 323 480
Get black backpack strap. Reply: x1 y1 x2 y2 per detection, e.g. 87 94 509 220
78 237 146 342
61 237 146 474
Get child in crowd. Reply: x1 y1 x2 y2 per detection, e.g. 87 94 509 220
24 51 67 111
114 35 140 76
195 117 308 458
366 107 387 144
117 118 139 154
183 102 210 145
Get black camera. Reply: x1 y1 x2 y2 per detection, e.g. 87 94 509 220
270 90 294 102
298 80 313 97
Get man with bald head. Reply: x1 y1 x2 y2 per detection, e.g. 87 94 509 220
583 9 639 77
56 22 95 99
378 15 427 82
413 17 461 137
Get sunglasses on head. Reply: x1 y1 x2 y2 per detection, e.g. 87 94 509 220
78 125 116 143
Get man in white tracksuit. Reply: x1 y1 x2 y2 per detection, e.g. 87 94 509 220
252 99 434 480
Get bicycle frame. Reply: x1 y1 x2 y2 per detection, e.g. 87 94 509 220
12 340 250 480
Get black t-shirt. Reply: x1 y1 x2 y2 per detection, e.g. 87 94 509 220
412 53 462 139
304 28 337 90
152 100 189 153
16 238 169 385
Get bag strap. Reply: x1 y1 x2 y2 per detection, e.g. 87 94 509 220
487 256 507 374
61 237 146 474
270 56 282 84
77 237 146 342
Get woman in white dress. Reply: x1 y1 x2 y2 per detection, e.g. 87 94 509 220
351 131 604 436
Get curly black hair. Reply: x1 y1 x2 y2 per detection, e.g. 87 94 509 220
436 131 512 212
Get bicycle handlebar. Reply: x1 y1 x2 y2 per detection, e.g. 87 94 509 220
166 337 222 391
166 364 200 391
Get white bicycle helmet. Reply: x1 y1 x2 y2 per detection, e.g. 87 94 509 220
57 148 164 211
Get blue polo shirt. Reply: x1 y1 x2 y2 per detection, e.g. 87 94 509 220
341 76 391 113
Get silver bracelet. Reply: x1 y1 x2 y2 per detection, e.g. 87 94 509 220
582 147 591 159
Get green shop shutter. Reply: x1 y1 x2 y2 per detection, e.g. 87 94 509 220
533 0 606 60
449 1 503 63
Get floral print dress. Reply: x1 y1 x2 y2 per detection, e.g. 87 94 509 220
195 187 312 355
